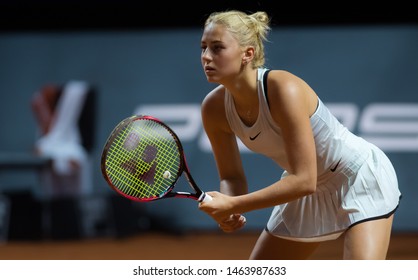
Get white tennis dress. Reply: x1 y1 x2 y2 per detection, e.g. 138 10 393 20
224 68 402 242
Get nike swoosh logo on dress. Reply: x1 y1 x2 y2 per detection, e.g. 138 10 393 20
249 131 261 141
330 158 342 172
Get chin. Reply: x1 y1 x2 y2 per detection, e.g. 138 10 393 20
205 75 220 83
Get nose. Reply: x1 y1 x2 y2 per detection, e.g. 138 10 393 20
201 48 211 62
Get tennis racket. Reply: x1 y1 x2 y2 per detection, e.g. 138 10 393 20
100 114 212 203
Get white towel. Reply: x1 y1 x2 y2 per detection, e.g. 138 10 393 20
35 80 92 196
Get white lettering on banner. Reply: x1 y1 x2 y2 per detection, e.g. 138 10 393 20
359 103 418 151
133 104 201 141
134 103 418 152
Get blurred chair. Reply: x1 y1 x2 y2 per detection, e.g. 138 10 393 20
31 80 97 239
31 80 96 199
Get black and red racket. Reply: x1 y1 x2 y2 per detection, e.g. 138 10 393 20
100 115 212 203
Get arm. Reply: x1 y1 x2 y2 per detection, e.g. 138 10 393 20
234 70 318 213
200 86 248 228
201 71 318 220
201 85 249 197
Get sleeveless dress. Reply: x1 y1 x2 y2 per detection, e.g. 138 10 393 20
224 68 401 241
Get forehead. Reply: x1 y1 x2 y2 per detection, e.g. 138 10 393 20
201 22 237 44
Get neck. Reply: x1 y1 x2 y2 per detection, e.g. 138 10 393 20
225 68 259 126
224 68 257 103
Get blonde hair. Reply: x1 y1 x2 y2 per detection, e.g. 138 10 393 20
204 10 271 69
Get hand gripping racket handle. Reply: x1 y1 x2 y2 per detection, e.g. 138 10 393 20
199 192 213 203
199 194 247 228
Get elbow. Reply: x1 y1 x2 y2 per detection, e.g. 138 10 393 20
298 177 317 196
302 185 316 196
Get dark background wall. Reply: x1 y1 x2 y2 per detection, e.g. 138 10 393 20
0 2 417 238
0 1 417 31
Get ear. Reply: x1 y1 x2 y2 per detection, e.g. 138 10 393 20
242 46 255 64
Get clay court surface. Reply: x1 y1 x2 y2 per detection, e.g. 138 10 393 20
0 231 417 260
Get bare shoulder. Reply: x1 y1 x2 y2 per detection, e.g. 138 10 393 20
202 85 224 107
266 70 318 117
201 85 230 132
267 70 308 91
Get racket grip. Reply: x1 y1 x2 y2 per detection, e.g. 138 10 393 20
201 192 213 202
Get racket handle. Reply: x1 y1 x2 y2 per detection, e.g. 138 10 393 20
201 192 213 202
239 215 246 224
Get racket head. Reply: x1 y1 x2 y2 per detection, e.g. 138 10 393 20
101 115 184 202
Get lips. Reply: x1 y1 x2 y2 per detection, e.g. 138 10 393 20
204 65 215 73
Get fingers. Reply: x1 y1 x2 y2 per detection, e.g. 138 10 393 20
197 192 246 232
218 214 247 233
197 191 217 209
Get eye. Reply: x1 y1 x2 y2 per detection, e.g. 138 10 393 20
211 45 224 54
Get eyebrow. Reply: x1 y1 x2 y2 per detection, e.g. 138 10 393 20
204 39 223 44
201 38 223 45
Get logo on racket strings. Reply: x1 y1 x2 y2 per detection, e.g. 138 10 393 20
120 144 158 185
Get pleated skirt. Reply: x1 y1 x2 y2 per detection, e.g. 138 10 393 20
266 143 402 242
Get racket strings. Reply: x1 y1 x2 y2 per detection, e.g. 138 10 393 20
105 119 181 200
107 127 169 198
108 126 163 198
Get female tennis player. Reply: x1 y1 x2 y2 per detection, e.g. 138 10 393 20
198 10 402 259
